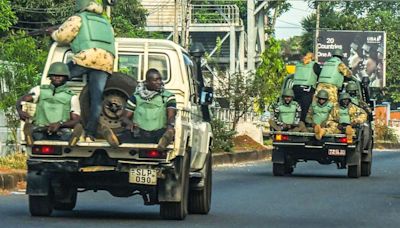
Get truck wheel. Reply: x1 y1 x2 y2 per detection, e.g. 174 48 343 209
188 154 212 214
361 140 373 177
285 165 294 175
160 154 190 220
79 73 137 135
273 163 285 176
29 194 54 216
54 188 77 211
361 161 372 176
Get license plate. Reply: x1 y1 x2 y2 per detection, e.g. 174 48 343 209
129 168 157 185
328 149 346 156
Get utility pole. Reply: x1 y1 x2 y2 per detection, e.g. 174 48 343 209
314 1 320 62
173 0 179 43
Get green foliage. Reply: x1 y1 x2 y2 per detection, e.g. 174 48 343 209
211 119 236 153
254 37 287 111
0 0 16 32
0 152 27 170
0 31 47 148
301 1 400 102
375 121 399 143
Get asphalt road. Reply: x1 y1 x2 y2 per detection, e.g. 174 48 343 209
1 150 400 227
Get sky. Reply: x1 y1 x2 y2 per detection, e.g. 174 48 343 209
275 0 314 40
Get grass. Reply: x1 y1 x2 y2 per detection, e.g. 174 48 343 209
0 152 27 170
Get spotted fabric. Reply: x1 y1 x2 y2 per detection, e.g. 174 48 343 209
51 3 114 74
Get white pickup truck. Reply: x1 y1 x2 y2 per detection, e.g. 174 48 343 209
24 38 213 220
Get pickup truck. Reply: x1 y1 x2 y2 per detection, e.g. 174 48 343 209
23 38 213 220
271 75 373 178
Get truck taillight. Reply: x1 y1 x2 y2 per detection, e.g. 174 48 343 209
338 137 347 143
32 145 62 155
139 150 167 159
275 134 289 141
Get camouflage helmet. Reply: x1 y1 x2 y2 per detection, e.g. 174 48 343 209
346 82 358 92
76 0 101 12
339 93 351 101
316 90 329 99
282 89 294 97
48 62 70 77
332 49 343 58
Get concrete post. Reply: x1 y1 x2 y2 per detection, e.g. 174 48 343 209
247 0 256 73
230 25 236 74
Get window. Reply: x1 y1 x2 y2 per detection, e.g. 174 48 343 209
148 54 169 81
118 55 141 80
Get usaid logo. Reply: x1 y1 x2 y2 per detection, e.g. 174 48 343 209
367 35 382 43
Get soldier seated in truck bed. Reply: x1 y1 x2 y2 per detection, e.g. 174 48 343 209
16 62 83 146
119 69 176 150
269 89 306 132
330 92 368 142
305 89 337 140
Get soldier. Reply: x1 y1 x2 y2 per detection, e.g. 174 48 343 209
345 81 372 114
51 0 117 143
332 93 367 141
269 89 306 132
292 52 321 122
16 62 83 146
119 69 177 150
315 48 352 103
305 90 337 140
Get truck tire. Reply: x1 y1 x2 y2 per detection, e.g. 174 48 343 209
160 154 190 220
273 163 286 176
29 194 54 216
188 153 212 214
361 161 372 177
361 140 373 177
54 188 77 211
79 73 137 135
348 143 362 178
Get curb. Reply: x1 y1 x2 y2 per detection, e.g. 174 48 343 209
374 142 400 150
212 149 272 166
0 170 26 191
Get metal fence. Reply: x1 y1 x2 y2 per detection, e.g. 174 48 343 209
190 5 240 25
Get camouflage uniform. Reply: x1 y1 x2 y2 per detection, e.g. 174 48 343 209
315 52 352 104
305 101 338 134
51 2 114 74
329 103 368 134
269 101 306 132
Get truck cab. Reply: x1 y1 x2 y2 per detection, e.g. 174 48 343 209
24 38 213 220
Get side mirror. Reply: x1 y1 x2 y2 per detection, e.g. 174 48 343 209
200 87 213 105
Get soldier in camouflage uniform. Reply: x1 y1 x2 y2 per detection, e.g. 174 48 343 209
269 89 306 132
51 0 118 145
345 81 372 115
305 90 337 140
330 93 367 141
315 49 352 103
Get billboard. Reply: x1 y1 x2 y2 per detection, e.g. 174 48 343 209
317 30 386 88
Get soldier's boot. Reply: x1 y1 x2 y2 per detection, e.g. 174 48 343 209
68 124 83 146
158 130 175 150
345 125 354 143
314 124 326 140
23 123 34 147
100 125 120 148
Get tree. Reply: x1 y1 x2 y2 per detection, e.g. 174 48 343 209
0 31 47 151
0 0 16 32
254 37 287 112
301 1 400 102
